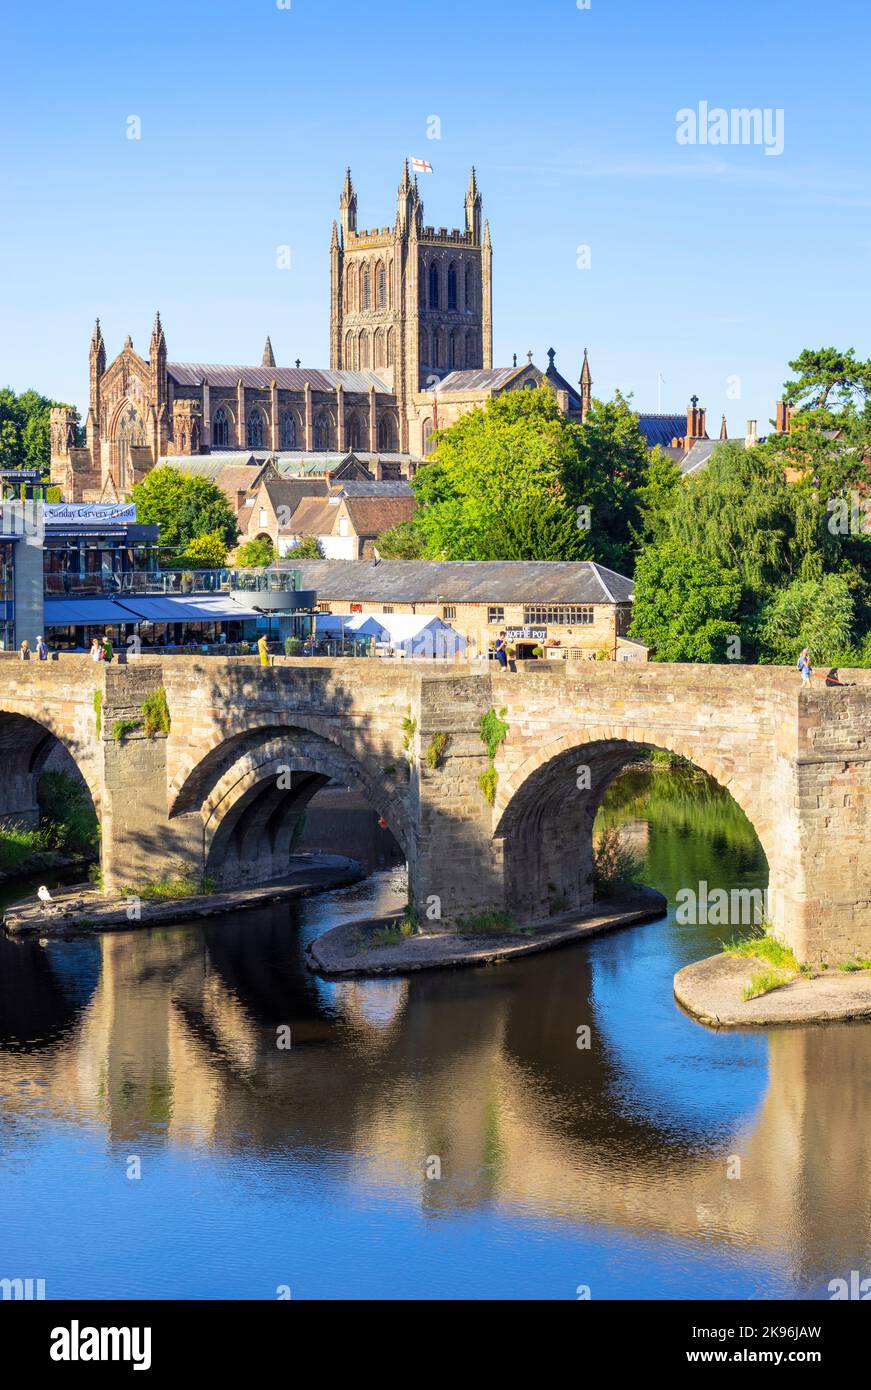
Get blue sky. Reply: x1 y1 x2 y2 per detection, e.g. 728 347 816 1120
2 0 869 434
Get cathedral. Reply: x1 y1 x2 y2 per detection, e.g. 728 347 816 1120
51 164 592 501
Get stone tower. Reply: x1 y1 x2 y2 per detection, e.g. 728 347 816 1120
329 163 493 452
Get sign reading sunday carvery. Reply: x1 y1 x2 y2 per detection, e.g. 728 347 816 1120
43 504 137 524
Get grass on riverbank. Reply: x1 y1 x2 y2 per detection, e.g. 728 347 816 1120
724 927 802 1001
0 773 99 874
122 874 216 901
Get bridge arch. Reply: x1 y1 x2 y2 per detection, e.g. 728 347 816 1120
0 707 101 823
493 730 774 926
169 722 411 887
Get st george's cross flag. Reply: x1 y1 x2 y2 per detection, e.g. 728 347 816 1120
412 158 433 175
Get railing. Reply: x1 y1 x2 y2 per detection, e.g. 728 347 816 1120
43 567 307 598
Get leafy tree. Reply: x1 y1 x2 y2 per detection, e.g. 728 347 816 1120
634 445 682 543
0 387 73 474
131 466 238 553
174 531 228 569
783 347 871 415
407 385 651 570
756 574 855 665
629 542 743 662
235 536 276 568
376 517 426 559
284 535 324 559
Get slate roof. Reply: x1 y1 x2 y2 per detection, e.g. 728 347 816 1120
332 481 414 498
284 496 338 536
680 439 722 475
433 368 523 393
343 496 417 535
272 559 634 604
167 363 392 393
636 414 688 448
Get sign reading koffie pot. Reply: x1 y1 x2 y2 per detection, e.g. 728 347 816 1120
506 627 547 641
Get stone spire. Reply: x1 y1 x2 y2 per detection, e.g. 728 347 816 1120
262 336 276 369
465 166 482 241
579 348 592 422
339 167 357 238
719 413 728 440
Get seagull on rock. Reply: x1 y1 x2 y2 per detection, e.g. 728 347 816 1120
37 885 53 913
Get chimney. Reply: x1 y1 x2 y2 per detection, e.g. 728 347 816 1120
556 388 569 416
745 420 758 449
775 399 792 433
686 394 706 443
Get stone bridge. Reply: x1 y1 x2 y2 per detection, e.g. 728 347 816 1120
0 655 869 962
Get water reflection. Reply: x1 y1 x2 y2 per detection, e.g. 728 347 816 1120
0 771 869 1299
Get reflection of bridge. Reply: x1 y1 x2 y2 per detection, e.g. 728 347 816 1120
1 656 869 960
1 917 870 1282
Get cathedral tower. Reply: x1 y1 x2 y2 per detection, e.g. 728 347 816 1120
329 163 493 451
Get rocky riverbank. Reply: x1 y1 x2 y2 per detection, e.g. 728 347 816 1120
2 854 363 936
307 886 668 978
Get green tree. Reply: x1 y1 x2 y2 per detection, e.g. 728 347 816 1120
375 517 426 559
0 387 72 474
634 445 682 543
783 347 871 416
629 542 743 662
175 531 228 569
756 574 855 665
132 466 238 553
284 535 324 559
235 536 276 568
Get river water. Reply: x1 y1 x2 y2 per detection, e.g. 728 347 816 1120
1 769 869 1301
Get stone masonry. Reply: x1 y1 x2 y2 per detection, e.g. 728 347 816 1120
0 656 868 963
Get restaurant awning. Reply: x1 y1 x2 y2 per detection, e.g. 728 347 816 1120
43 598 142 626
117 594 263 622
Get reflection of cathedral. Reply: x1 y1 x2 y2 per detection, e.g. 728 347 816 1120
50 164 593 502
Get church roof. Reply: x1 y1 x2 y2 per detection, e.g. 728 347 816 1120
167 363 392 394
433 367 524 393
635 414 687 448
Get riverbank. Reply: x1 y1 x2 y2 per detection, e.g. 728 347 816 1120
674 951 871 1027
2 854 364 936
307 885 668 977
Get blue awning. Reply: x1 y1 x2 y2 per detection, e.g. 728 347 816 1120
118 594 261 622
43 598 143 626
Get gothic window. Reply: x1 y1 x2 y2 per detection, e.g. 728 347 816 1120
280 412 297 449
359 333 370 370
422 418 434 456
449 331 457 369
465 265 473 311
116 403 146 491
374 329 385 369
346 415 362 451
466 330 477 366
314 414 332 450
345 331 356 370
419 327 429 364
212 408 230 448
386 326 395 367
377 263 387 309
247 409 266 449
429 263 439 309
448 263 457 310
362 267 371 309
433 332 441 369
378 415 395 451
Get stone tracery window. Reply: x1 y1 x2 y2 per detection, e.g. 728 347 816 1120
314 414 332 450
247 409 266 449
362 267 371 309
377 264 387 309
448 262 457 310
212 408 230 447
116 403 146 489
429 263 439 309
280 412 297 449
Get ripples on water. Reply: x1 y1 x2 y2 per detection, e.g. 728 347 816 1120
0 769 869 1300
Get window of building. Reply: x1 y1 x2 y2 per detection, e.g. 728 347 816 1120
259 508 268 528
523 605 595 626
465 265 473 310
362 268 371 309
377 264 386 308
314 415 331 450
441 605 456 620
317 602 331 613
247 410 265 449
378 416 395 451
487 606 504 624
280 413 296 449
429 263 439 309
212 408 230 447
382 604 394 614
448 263 457 310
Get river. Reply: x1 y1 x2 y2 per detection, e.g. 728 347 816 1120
1 768 868 1300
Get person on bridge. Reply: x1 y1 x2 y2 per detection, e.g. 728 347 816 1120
90 637 102 662
257 634 270 667
35 635 47 661
797 648 813 688
18 639 30 661
494 632 508 669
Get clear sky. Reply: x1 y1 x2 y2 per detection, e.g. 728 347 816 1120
2 0 869 435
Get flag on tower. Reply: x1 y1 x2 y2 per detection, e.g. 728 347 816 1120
412 158 433 175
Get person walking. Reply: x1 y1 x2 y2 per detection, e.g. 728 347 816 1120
90 636 102 662
257 633 270 668
493 631 508 669
18 639 30 661
101 634 114 663
35 634 48 661
797 647 813 688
